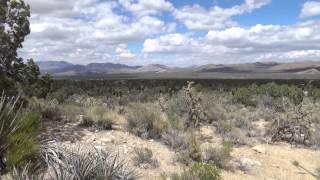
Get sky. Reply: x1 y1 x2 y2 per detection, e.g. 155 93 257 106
19 0 320 67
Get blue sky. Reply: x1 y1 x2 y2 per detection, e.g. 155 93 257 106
20 0 320 66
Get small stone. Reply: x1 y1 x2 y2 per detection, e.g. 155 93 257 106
238 157 261 172
252 145 266 154
101 138 112 143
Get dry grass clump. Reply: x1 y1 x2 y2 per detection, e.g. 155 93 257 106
132 147 159 169
79 106 117 130
28 98 62 121
202 143 233 169
161 129 189 150
170 163 222 180
126 103 168 139
176 133 202 165
214 120 248 145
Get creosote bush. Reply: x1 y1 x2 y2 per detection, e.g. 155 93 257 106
171 163 221 180
126 103 168 139
132 147 159 169
202 143 233 169
161 129 188 150
176 133 201 165
80 106 115 130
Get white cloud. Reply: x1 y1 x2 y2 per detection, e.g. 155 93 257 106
142 21 320 65
19 0 320 66
20 0 176 64
118 0 173 17
116 44 136 58
300 1 320 18
173 0 271 30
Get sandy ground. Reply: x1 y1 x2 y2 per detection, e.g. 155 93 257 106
45 120 320 180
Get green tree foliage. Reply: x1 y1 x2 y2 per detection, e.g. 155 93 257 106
0 0 51 97
233 82 304 106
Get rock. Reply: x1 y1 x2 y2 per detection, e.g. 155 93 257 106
237 157 261 172
252 145 266 154
101 138 112 143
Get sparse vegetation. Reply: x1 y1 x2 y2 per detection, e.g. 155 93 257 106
202 143 233 169
126 103 168 139
172 163 222 180
132 147 159 169
2 0 320 179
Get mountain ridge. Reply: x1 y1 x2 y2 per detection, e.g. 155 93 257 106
37 60 320 76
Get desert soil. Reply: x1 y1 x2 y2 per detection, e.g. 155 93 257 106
45 119 320 180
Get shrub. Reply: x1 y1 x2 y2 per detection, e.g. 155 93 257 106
80 106 116 130
161 129 188 150
202 143 233 169
232 83 304 106
172 163 222 180
165 82 207 129
215 120 248 145
311 125 320 147
126 103 168 139
176 134 201 165
201 95 227 123
79 115 94 127
132 147 159 168
28 98 61 121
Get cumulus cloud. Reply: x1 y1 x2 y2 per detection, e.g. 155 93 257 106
173 0 271 30
300 1 320 18
118 0 173 17
116 44 136 58
143 21 320 65
20 0 175 64
19 0 320 66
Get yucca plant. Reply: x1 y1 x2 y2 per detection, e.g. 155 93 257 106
10 163 44 180
47 145 139 180
0 93 21 174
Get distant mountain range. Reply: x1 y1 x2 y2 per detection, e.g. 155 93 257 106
37 61 320 76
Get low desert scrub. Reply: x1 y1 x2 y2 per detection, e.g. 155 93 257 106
28 98 62 121
80 106 116 130
171 163 222 180
200 92 228 123
126 103 168 139
176 134 202 165
214 120 247 145
311 125 320 147
132 147 159 169
202 143 233 169
165 82 207 129
161 129 188 150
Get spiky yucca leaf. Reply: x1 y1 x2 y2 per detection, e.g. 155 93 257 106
0 93 21 174
47 145 139 180
11 163 44 180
